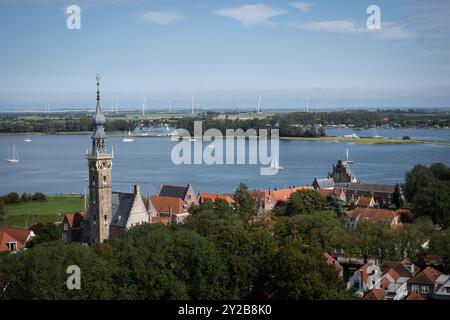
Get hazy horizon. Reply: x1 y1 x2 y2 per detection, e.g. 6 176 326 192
1 0 450 109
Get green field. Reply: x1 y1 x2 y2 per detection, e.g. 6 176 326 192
5 195 85 228
280 136 450 146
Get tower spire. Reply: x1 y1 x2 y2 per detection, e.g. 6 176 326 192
96 73 101 102
91 73 107 154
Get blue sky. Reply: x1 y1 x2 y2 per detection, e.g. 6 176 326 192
0 0 450 110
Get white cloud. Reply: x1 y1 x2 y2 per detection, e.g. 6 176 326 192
293 20 414 40
288 2 314 12
298 20 366 33
137 11 183 25
213 4 286 26
372 22 415 40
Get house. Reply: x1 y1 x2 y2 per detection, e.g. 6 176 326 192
405 292 426 300
324 252 343 278
407 266 443 299
157 184 197 206
108 185 150 239
355 196 375 208
148 195 190 224
345 207 400 228
348 259 418 299
312 177 335 190
377 260 419 300
61 212 85 243
198 193 235 204
343 183 396 208
0 227 35 252
347 263 381 297
363 288 385 300
434 274 450 300
251 186 313 216
316 188 346 202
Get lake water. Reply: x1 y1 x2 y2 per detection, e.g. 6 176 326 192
0 128 449 196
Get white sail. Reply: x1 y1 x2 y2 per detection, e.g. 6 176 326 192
7 144 19 163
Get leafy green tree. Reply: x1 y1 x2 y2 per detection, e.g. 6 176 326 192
274 211 343 250
0 241 114 299
20 193 32 203
282 190 326 216
27 223 60 248
109 223 227 299
32 192 47 202
430 230 450 273
326 193 345 217
233 183 256 218
353 220 390 263
0 202 8 226
266 241 351 300
3 192 20 205
404 163 450 227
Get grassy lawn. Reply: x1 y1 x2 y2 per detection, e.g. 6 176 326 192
280 136 450 146
5 195 85 228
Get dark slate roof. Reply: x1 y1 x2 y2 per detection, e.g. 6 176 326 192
111 192 135 228
315 178 335 189
159 185 189 199
335 182 350 189
346 183 395 193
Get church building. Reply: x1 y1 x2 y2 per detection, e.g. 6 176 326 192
84 74 149 245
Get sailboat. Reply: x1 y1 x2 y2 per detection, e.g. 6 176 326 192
346 148 354 164
24 134 32 142
372 127 382 138
122 130 134 143
270 157 284 170
6 144 19 163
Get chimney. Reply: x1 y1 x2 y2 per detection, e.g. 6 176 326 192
134 184 141 196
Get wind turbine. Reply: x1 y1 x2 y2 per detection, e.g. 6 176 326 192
257 94 262 113
142 97 146 116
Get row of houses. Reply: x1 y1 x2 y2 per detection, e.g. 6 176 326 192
347 259 450 300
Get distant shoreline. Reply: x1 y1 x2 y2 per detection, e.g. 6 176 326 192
1 131 449 146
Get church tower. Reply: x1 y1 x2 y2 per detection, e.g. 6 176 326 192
85 74 113 245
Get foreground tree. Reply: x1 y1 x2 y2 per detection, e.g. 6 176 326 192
0 241 114 299
27 223 60 248
0 202 8 226
266 241 352 300
404 163 450 227
281 190 326 217
233 183 256 218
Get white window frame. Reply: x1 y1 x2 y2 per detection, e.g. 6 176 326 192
412 284 420 293
421 286 429 294
7 241 17 251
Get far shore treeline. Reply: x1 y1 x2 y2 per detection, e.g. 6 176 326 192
0 110 449 137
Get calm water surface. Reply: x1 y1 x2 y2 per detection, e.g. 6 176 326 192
0 129 449 196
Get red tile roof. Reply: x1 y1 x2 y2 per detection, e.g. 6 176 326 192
199 193 235 204
406 292 426 300
317 189 335 197
408 266 442 285
64 212 85 229
0 227 34 252
363 289 385 300
151 216 170 225
346 207 398 224
150 196 187 215
324 252 343 273
251 186 313 203
356 196 373 207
